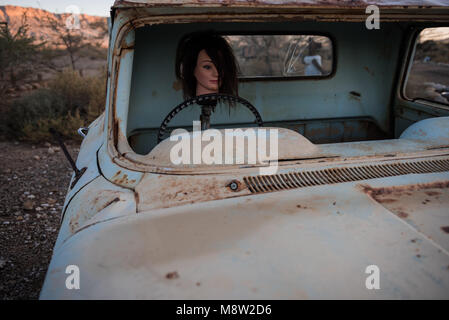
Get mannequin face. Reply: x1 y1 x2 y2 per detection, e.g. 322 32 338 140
194 49 219 96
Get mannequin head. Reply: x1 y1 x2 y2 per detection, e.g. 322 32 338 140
194 49 220 96
175 31 239 100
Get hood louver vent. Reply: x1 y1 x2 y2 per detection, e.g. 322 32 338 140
243 158 449 193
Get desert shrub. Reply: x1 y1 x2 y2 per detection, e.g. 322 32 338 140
48 69 106 119
21 110 86 143
6 69 106 142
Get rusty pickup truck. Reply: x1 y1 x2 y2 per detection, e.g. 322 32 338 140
40 0 449 299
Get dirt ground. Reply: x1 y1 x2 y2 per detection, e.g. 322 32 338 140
0 140 80 300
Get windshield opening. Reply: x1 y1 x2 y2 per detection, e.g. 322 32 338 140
122 21 409 159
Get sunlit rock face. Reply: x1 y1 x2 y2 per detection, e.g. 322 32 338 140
0 5 108 48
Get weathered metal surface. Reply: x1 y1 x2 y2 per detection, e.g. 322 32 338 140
40 171 449 299
362 180 449 252
113 0 449 8
53 175 136 252
98 143 144 188
400 116 449 145
97 22 145 188
395 99 449 134
135 173 252 211
108 1 449 25
76 113 105 169
135 154 449 211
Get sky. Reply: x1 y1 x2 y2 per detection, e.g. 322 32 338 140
0 0 115 17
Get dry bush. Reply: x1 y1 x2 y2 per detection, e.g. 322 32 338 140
6 69 106 142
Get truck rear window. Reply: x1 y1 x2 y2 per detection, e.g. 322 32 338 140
224 34 333 79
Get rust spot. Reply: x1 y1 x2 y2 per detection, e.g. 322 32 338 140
99 197 120 211
196 282 201 286
118 174 129 183
364 66 374 76
172 80 182 91
332 201 336 205
427 144 449 151
360 181 449 199
376 198 397 204
416 254 421 258
166 271 179 279
397 211 409 218
112 173 133 185
441 226 449 234
296 204 307 209
69 219 79 233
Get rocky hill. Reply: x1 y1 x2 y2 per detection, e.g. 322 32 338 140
0 5 109 99
0 5 108 48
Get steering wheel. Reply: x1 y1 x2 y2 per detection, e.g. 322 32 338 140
157 93 264 143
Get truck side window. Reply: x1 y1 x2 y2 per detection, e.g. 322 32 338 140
404 27 449 106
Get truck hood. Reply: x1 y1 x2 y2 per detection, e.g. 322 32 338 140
40 171 449 299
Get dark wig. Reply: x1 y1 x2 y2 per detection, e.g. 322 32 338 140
175 31 240 100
